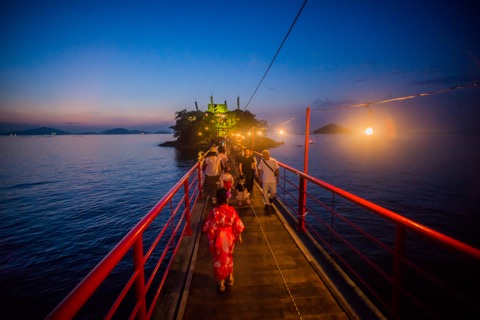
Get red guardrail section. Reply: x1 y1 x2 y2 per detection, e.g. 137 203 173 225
47 151 480 319
47 161 204 320
270 159 480 319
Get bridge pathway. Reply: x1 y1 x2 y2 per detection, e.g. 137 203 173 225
177 182 353 319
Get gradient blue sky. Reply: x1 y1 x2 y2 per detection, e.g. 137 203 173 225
1 0 479 134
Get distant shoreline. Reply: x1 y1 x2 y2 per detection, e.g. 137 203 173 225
0 126 172 136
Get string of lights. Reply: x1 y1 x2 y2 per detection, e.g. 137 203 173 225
313 82 480 111
270 81 480 129
243 0 308 111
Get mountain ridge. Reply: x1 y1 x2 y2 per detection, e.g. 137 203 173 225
1 126 171 135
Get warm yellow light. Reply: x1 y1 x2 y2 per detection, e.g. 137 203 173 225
279 129 284 135
365 127 373 135
248 132 251 136
198 132 202 136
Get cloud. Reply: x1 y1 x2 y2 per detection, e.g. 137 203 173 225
312 98 358 110
413 73 480 87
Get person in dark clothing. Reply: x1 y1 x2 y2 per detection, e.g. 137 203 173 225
238 148 256 193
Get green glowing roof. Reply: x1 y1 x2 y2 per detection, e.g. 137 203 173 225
207 103 228 114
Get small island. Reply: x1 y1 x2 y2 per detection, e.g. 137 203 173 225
160 96 283 151
313 123 351 134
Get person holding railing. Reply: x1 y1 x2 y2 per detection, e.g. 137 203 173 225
202 188 244 292
257 149 279 212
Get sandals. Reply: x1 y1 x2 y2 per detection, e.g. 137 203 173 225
218 280 226 292
218 275 234 292
227 275 234 286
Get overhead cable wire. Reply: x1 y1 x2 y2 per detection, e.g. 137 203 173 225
313 82 480 111
243 0 308 111
270 81 480 128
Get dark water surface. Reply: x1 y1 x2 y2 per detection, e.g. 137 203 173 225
272 132 480 247
0 133 479 319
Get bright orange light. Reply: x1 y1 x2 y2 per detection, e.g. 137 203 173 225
278 129 284 135
365 127 373 135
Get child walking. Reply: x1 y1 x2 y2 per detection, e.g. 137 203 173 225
235 175 250 206
218 167 234 192
202 188 244 292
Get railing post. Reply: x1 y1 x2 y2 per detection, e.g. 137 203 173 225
298 176 307 232
184 178 192 236
297 106 310 232
391 225 406 319
133 237 147 320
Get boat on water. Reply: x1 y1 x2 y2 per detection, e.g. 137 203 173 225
46 145 480 320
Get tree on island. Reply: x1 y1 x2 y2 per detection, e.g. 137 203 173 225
166 104 268 148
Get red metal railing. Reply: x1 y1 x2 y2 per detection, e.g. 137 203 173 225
48 148 480 319
268 158 480 319
47 160 204 319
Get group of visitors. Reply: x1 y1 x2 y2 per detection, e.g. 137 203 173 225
201 141 280 293
202 144 229 204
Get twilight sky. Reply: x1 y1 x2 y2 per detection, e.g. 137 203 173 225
1 0 479 134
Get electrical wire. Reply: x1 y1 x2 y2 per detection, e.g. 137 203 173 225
269 81 480 129
243 0 308 111
313 82 480 111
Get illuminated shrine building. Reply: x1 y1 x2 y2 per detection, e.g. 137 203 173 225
206 102 232 137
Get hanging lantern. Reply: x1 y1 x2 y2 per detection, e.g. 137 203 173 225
365 105 374 135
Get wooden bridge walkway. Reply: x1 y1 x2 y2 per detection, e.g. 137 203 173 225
155 180 357 319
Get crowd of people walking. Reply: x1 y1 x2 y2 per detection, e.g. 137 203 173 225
201 137 280 293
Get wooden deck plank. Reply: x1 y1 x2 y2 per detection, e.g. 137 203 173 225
179 184 351 320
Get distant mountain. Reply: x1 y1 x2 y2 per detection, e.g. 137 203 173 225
6 127 71 135
313 123 351 134
154 130 172 134
2 126 158 136
100 128 151 135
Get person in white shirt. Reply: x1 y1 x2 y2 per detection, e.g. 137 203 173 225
257 149 279 211
203 151 221 204
217 145 228 169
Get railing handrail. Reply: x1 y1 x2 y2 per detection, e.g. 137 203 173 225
277 160 480 261
48 147 479 319
257 153 480 318
47 160 203 319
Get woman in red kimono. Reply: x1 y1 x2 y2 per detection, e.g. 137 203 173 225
202 188 245 292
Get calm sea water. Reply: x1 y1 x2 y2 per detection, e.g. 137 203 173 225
271 132 480 247
0 133 479 319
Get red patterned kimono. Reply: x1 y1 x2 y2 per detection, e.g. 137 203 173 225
202 204 245 281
